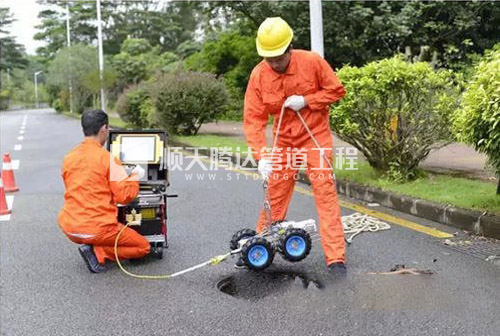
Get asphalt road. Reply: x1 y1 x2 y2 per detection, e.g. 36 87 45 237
1 109 499 336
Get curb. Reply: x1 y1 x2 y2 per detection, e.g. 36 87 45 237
335 180 500 239
169 139 500 240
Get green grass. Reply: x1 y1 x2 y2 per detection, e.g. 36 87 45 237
173 134 249 152
61 111 80 120
108 116 128 128
61 111 130 129
336 162 499 214
177 133 499 214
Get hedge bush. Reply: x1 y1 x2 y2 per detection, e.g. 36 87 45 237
150 71 228 135
453 45 500 193
115 84 155 128
330 56 461 181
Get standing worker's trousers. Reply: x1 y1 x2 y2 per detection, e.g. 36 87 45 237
64 223 150 264
256 130 346 265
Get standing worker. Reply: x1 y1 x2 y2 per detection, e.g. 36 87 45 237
243 17 347 273
58 110 150 273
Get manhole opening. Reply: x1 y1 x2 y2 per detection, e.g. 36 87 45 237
216 271 324 299
217 277 237 296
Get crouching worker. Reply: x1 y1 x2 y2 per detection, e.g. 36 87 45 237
58 110 150 273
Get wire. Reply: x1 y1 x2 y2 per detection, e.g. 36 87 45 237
114 222 231 280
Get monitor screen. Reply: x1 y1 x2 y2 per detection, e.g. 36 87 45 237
120 136 156 163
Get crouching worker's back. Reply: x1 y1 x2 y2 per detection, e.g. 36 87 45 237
58 110 150 273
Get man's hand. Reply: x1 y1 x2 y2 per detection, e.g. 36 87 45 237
258 159 273 180
284 95 306 111
131 165 145 179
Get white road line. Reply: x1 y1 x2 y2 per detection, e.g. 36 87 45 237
17 136 24 141
14 144 22 151
0 196 14 221
11 160 20 170
19 130 25 135
20 126 26 130
21 115 27 125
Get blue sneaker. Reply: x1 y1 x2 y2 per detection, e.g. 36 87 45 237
78 245 107 273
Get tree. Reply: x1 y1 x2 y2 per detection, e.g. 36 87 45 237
453 45 500 194
34 4 95 63
330 56 461 181
0 7 27 71
47 44 115 113
213 1 500 70
113 38 155 86
112 38 179 92
185 30 260 119
1 7 28 109
175 40 202 59
35 1 202 62
407 1 500 68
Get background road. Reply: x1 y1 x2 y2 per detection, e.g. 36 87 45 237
1 109 499 336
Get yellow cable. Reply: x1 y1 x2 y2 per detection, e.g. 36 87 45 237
114 222 172 279
114 222 231 280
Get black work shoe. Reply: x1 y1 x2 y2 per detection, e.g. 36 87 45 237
328 262 347 275
234 258 248 269
78 245 107 273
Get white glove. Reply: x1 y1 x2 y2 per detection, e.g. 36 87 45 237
131 165 146 179
284 95 306 111
258 159 273 179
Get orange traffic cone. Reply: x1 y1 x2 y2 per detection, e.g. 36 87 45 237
0 178 12 215
2 153 19 192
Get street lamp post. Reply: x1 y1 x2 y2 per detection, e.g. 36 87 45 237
96 0 105 111
309 0 324 58
34 71 42 108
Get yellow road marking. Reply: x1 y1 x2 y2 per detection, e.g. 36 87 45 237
180 150 453 239
294 185 452 238
338 202 453 238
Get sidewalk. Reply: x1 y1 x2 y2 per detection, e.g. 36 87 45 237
198 121 497 182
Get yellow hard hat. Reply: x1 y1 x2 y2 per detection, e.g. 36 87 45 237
256 17 294 57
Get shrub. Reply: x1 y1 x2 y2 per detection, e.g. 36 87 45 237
151 71 228 135
155 52 179 71
115 84 155 128
53 90 69 113
52 98 64 113
453 45 500 193
330 56 461 181
0 89 10 110
161 61 184 74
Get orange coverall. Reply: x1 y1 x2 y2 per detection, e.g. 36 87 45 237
244 49 346 265
58 138 150 264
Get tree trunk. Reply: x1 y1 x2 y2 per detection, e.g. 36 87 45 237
497 176 500 195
